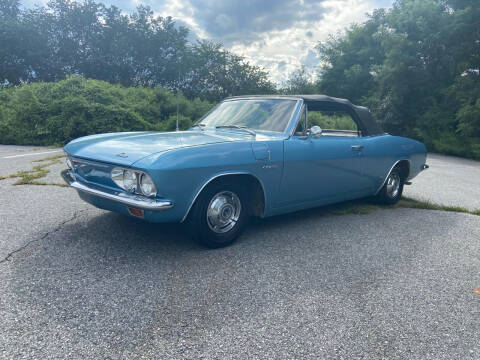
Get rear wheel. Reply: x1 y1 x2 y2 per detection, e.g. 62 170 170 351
187 181 249 248
374 167 404 205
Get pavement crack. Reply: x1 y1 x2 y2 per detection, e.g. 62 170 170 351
0 209 88 265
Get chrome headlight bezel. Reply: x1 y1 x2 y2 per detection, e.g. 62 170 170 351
123 170 137 192
110 167 157 198
111 167 124 189
139 173 156 197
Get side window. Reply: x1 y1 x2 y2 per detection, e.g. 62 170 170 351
308 110 360 137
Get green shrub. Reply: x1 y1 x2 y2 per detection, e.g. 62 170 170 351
429 131 480 160
0 76 214 145
308 111 357 130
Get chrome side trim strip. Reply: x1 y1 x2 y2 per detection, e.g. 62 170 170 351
374 159 411 195
180 171 267 223
61 170 173 211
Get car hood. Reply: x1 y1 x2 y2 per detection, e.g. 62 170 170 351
64 130 261 166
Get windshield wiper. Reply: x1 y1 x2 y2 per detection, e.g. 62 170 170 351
215 125 256 136
191 123 206 131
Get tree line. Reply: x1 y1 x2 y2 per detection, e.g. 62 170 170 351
0 0 274 101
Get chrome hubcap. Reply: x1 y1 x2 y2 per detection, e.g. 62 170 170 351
386 172 401 198
207 191 241 233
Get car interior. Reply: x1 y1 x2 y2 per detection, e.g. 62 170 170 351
295 105 362 137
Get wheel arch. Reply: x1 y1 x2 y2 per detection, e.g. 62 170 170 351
181 172 267 222
395 159 410 181
374 159 411 195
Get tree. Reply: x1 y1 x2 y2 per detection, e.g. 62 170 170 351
317 9 387 104
316 0 480 158
280 66 317 95
0 0 51 84
0 0 20 17
182 40 274 101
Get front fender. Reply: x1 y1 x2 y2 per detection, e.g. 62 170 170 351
132 140 283 222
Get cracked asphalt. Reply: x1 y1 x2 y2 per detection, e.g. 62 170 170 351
1 145 480 359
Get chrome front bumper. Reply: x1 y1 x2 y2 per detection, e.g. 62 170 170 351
61 169 173 211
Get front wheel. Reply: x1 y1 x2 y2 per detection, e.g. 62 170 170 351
187 181 249 248
374 167 404 205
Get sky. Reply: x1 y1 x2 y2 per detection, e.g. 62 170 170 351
23 0 393 84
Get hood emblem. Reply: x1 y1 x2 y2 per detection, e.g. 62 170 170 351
116 152 128 158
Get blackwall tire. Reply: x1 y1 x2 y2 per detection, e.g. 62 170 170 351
187 181 249 248
374 167 404 205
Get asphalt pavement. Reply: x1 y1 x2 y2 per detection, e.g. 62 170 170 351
404 153 480 211
0 145 479 359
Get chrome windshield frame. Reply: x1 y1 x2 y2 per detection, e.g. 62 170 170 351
285 99 306 137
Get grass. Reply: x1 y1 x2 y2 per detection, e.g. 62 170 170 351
31 154 65 162
330 202 379 215
0 155 67 186
398 197 476 214
328 196 480 217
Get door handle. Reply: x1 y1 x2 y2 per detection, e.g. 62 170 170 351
351 145 364 151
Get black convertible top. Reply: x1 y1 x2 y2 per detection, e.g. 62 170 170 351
228 94 384 136
298 95 383 136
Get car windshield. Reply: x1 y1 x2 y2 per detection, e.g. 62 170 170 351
196 99 298 133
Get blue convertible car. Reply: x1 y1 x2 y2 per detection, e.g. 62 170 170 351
62 95 428 247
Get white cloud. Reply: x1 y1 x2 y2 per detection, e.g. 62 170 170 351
228 0 390 84
157 0 392 84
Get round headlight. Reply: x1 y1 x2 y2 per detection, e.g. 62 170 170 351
123 170 137 191
140 173 157 197
111 167 125 189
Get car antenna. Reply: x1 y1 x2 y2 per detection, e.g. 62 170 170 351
176 102 179 132
176 61 180 132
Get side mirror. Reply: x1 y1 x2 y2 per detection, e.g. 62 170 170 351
310 125 322 138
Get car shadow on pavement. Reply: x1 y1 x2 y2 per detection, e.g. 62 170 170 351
76 202 361 252
32 198 387 258
73 203 349 250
